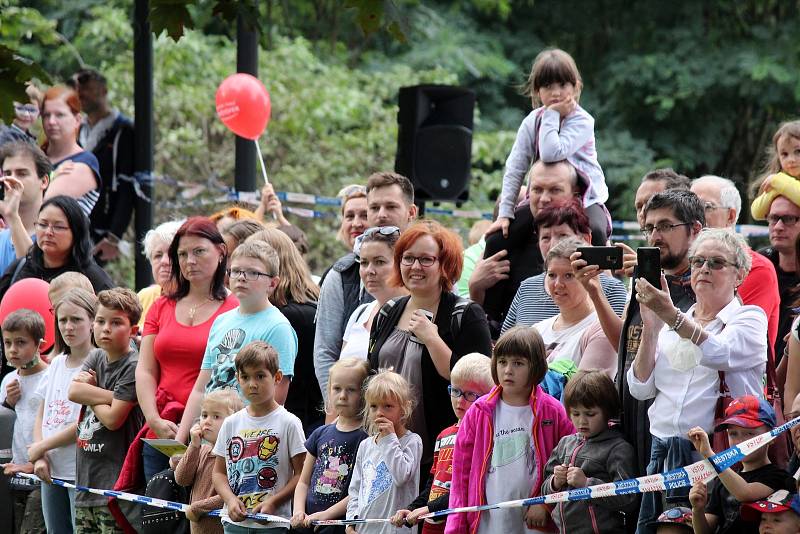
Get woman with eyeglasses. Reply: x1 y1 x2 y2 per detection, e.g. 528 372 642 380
0 195 112 301
40 86 101 217
340 226 408 361
628 228 767 529
367 220 492 471
135 217 238 479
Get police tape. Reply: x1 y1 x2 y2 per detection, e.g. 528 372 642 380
18 415 800 527
16 474 289 525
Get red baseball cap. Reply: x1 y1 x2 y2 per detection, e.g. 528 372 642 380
740 491 800 521
714 395 776 432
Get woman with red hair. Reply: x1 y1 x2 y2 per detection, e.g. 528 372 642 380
135 217 238 478
367 220 492 471
41 86 101 216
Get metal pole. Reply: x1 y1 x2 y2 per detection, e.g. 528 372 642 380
133 0 154 289
235 14 258 194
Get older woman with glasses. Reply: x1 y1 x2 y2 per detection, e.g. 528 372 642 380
628 227 768 531
340 226 408 361
367 220 492 472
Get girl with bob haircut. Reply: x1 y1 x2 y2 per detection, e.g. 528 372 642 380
368 220 491 473
489 47 609 247
542 370 636 533
346 370 422 534
446 327 574 534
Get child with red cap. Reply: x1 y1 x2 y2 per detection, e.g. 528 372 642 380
688 395 794 534
740 490 800 534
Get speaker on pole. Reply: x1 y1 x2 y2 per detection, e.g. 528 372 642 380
395 85 476 202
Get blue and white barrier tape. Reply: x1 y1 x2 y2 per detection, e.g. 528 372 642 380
18 416 799 527
16 474 289 524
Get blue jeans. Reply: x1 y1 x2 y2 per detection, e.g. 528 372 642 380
636 435 698 534
223 524 286 534
142 441 170 480
41 481 76 533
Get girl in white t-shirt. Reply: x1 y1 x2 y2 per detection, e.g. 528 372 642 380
28 288 97 532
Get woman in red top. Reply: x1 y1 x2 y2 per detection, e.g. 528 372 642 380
135 217 238 478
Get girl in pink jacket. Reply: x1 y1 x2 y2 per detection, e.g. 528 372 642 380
445 327 575 534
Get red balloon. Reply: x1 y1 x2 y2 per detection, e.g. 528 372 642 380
0 278 55 353
215 73 271 140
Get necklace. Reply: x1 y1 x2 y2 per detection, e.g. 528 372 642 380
187 297 214 323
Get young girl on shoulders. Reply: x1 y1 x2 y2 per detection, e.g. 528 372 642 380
751 120 800 219
445 326 575 534
491 48 609 244
541 369 637 534
345 370 422 534
291 358 371 533
28 288 97 532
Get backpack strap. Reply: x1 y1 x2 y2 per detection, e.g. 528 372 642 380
449 297 471 341
9 257 26 286
369 297 401 356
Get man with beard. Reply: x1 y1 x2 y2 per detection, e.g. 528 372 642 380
575 188 705 488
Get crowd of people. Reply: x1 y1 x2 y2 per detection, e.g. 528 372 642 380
3 50 800 534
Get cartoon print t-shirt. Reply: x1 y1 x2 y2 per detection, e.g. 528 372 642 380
201 307 298 394
478 400 538 534
304 423 367 515
212 405 306 528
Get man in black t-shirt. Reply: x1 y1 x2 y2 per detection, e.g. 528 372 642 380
759 196 800 365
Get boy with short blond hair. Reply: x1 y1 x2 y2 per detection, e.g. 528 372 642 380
68 287 144 533
212 341 306 533
0 309 48 533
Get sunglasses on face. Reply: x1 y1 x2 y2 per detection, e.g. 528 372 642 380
689 255 737 270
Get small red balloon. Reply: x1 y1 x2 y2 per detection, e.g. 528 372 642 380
0 278 55 353
215 73 271 140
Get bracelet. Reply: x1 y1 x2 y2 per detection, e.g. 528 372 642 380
670 310 685 331
691 322 703 345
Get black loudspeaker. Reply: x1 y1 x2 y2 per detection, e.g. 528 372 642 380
395 85 475 202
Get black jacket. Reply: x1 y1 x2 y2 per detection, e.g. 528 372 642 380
367 291 492 449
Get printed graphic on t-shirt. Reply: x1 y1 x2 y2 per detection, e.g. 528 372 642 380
225 427 283 508
207 327 246 391
361 459 393 506
489 426 533 475
312 441 355 501
44 398 76 429
77 407 104 452
428 431 456 501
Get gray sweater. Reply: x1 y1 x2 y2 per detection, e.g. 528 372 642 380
542 429 637 534
499 106 607 219
347 432 423 534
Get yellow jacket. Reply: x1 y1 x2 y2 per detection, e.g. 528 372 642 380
751 172 800 220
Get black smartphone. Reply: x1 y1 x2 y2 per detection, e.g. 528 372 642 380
636 247 661 288
576 246 622 270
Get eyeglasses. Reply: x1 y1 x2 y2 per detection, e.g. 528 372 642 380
640 222 691 238
337 184 367 199
689 255 737 270
401 254 438 267
34 221 70 234
447 385 482 402
703 202 726 212
353 226 400 257
766 214 800 226
14 104 39 116
226 268 273 281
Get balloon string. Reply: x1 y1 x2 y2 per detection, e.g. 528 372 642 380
254 139 277 220
254 140 269 185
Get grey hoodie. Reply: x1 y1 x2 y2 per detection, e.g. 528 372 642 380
542 429 638 534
